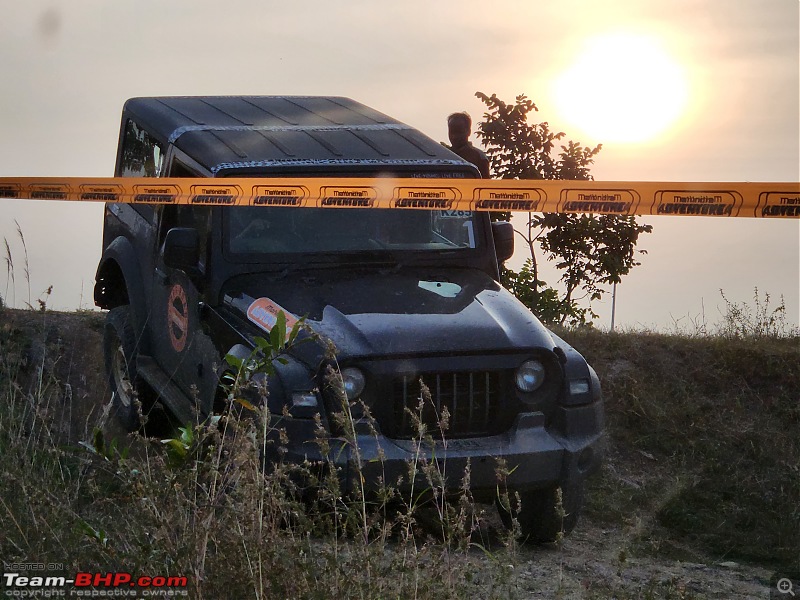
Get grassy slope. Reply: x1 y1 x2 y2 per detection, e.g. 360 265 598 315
563 328 799 570
1 307 798 597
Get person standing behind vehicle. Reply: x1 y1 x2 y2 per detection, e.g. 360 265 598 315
447 111 490 178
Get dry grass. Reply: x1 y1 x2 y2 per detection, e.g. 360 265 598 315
1 298 797 598
0 309 521 599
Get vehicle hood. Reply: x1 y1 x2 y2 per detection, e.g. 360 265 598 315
223 268 556 358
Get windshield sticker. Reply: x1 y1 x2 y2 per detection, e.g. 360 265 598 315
418 281 462 298
247 298 298 337
438 209 473 219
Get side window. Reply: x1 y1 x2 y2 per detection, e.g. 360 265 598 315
163 160 211 269
120 119 164 178
169 160 196 178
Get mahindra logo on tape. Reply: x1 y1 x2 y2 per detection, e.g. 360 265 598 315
318 186 377 208
757 192 800 218
133 183 180 204
654 190 742 217
189 183 242 205
559 188 640 215
471 187 544 211
80 183 124 203
392 187 457 209
29 183 70 201
0 183 21 199
0 176 798 219
251 185 310 207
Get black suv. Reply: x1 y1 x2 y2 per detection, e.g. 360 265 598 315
95 96 604 541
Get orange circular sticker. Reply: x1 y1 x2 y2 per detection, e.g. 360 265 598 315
167 283 189 352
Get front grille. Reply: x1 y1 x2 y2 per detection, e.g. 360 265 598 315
389 371 502 439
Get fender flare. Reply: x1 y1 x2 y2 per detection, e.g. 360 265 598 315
95 236 150 352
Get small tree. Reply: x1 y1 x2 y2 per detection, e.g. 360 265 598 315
476 92 652 326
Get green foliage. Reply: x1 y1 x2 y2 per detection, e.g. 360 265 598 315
161 424 199 468
77 519 109 548
221 311 309 413
502 259 569 324
475 92 652 326
78 427 129 461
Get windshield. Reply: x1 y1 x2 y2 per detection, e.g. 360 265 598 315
226 207 479 257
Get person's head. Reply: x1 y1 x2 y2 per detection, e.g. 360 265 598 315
447 112 472 147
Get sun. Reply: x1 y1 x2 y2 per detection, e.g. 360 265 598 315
553 32 689 144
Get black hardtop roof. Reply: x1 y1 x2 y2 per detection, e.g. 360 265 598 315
122 96 477 176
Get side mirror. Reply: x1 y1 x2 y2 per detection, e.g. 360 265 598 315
163 227 200 271
491 221 515 263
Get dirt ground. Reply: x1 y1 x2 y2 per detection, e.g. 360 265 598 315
1 307 781 599
504 522 775 598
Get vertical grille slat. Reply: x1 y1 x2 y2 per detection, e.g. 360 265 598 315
484 372 491 426
436 375 442 415
390 371 502 439
452 373 458 430
400 375 409 433
468 372 475 429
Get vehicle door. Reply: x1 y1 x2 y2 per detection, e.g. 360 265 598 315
149 176 219 417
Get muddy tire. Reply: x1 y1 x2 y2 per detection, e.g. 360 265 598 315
104 306 144 432
497 483 584 543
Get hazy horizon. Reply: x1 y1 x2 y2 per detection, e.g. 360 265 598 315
1 0 797 331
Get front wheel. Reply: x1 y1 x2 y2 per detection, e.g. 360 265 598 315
497 483 585 543
104 306 145 432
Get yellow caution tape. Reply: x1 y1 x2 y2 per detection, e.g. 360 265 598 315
0 176 798 218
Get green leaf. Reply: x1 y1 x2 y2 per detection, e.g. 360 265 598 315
270 310 287 351
77 519 109 546
92 428 105 455
224 354 244 369
179 426 194 446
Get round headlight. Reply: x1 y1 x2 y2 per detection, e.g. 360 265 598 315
516 360 546 392
340 367 366 400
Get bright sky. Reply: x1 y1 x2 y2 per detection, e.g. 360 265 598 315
1 0 798 331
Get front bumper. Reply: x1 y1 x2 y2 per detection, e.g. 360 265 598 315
268 400 604 499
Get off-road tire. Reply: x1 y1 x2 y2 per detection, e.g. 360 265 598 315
497 483 584 543
104 305 144 432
